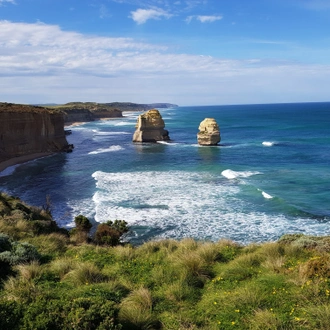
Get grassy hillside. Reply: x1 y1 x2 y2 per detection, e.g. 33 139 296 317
1 192 330 329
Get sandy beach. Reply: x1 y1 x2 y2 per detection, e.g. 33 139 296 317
0 152 53 173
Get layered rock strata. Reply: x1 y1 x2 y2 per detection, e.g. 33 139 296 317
0 103 70 164
132 109 170 142
197 118 221 146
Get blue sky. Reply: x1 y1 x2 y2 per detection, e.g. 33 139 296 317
1 0 330 105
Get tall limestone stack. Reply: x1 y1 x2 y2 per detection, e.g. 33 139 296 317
0 103 70 163
132 109 170 142
197 118 221 146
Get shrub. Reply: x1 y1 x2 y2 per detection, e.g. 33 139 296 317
94 224 121 246
0 233 11 252
0 241 40 266
74 215 92 233
0 299 23 330
299 254 330 279
20 297 121 330
94 220 129 246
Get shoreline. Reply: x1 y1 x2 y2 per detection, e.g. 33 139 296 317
0 152 53 174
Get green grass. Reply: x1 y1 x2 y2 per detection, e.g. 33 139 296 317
2 194 330 329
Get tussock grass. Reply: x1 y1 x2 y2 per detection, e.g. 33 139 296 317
113 244 135 260
177 238 199 252
26 233 68 256
219 252 263 281
3 275 39 302
50 257 77 279
302 304 330 329
63 262 106 285
171 250 211 287
247 309 281 330
119 287 160 329
164 279 194 303
16 261 42 281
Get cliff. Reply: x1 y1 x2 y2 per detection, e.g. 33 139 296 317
133 109 170 142
0 103 70 164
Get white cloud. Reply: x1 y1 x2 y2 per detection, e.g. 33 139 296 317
186 15 223 23
130 8 172 24
1 20 330 105
0 0 15 4
197 15 223 22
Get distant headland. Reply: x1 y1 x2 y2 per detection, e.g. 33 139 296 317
45 102 178 125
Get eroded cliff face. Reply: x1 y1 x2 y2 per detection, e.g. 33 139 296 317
132 109 170 142
0 103 70 163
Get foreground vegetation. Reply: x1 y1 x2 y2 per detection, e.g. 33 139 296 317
1 192 330 329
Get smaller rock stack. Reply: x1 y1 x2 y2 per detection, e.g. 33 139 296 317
197 118 221 146
132 109 170 142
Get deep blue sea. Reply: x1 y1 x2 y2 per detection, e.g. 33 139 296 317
1 103 329 245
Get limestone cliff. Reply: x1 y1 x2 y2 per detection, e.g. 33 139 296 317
0 103 70 163
132 109 170 142
197 118 221 146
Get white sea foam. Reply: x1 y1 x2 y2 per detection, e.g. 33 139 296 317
88 145 124 155
262 141 275 147
262 191 273 199
94 131 130 136
156 141 178 145
87 169 329 244
221 169 261 180
114 121 131 126
0 165 18 177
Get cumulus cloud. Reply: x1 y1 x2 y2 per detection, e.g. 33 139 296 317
130 8 172 24
186 15 223 23
1 20 330 105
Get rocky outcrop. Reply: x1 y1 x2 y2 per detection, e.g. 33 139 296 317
197 118 221 146
132 109 170 142
0 103 70 163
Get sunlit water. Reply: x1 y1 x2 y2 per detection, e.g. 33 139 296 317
1 103 329 245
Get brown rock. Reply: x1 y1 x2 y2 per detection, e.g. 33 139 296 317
132 109 170 142
197 118 221 146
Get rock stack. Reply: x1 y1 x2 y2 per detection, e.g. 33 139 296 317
132 109 170 142
197 118 221 146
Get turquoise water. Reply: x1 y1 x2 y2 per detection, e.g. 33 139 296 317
1 103 329 244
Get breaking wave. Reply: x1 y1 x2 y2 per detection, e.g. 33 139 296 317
221 169 261 180
88 145 124 155
89 170 327 244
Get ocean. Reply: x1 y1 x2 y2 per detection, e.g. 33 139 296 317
1 102 329 245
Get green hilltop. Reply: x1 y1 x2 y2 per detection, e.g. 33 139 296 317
1 192 330 329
